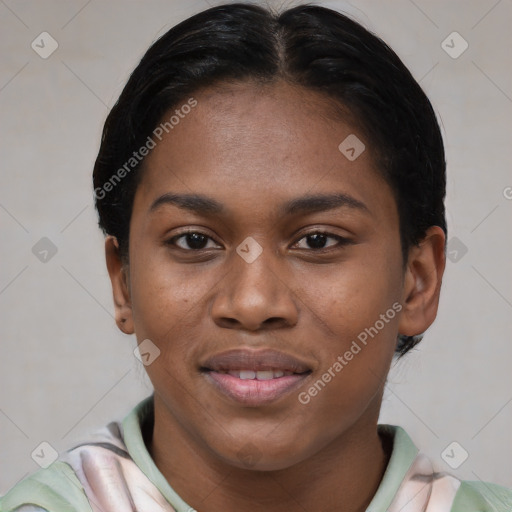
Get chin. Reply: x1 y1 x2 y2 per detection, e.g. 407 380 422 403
214 440 310 472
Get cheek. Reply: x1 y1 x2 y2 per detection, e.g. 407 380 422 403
130 243 203 321
127 252 207 361
312 249 402 339
128 258 209 412
303 247 402 395
297 276 400 433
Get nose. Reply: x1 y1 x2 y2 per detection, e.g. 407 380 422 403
210 242 299 332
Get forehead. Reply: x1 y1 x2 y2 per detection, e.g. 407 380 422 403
133 80 392 220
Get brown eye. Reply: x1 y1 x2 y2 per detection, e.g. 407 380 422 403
167 231 219 251
294 232 351 250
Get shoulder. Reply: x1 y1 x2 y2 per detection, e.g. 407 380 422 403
0 420 129 512
0 460 92 512
0 397 174 512
451 480 512 512
378 424 512 512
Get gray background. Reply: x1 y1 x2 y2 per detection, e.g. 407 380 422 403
1 0 511 493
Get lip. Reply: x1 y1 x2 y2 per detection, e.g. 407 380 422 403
201 348 313 373
200 348 313 406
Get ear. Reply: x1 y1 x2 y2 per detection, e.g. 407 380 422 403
398 226 446 337
105 235 134 335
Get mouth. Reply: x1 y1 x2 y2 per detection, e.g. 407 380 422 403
200 348 313 406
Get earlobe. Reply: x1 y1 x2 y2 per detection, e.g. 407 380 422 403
398 226 446 337
105 235 135 335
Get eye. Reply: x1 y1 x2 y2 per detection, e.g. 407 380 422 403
166 231 220 251
293 231 351 251
166 229 351 252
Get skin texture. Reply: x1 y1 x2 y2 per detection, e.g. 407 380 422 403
105 80 446 512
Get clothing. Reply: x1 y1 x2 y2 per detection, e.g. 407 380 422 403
1 394 511 512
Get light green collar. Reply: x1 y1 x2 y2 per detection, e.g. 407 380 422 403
366 424 420 511
122 395 419 511
122 394 193 512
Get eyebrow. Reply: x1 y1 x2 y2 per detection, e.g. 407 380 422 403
149 192 370 217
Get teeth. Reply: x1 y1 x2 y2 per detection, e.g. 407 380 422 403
222 370 291 380
255 371 274 380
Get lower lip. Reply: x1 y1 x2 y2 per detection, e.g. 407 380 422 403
204 371 310 406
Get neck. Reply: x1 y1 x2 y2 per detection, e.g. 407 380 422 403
148 397 392 512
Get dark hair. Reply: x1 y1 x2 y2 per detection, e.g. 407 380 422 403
92 2 446 357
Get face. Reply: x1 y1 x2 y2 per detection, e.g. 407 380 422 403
107 80 443 471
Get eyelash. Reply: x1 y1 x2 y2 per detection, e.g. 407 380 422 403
165 229 352 252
